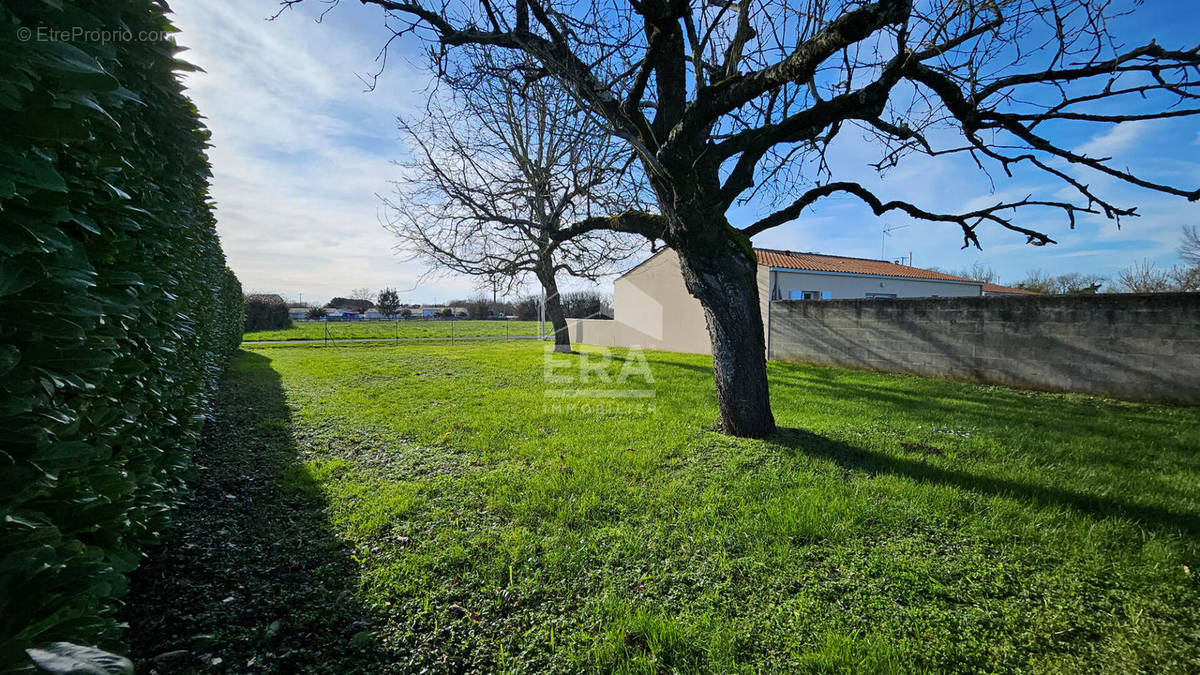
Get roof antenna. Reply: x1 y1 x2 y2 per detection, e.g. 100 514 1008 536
881 223 908 259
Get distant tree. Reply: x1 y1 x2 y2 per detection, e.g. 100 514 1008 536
513 296 540 321
1117 260 1172 293
1015 270 1052 294
305 305 326 321
561 290 612 318
1117 258 1199 293
351 288 375 304
400 308 412 318
244 294 291 332
1057 273 1105 294
326 297 373 313
1017 270 1107 294
450 297 492 320
441 307 454 318
376 288 401 318
1170 265 1200 292
1180 225 1200 267
953 262 998 284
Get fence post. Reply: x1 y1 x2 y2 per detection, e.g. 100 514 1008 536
395 319 398 345
451 319 455 345
324 318 328 346
506 318 510 340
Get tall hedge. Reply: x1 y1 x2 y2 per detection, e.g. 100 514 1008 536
0 0 243 668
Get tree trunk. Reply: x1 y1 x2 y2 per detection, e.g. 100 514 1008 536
676 239 776 438
537 266 573 353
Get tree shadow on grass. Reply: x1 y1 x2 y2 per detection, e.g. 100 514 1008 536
767 368 1200 474
770 427 1200 538
122 351 398 673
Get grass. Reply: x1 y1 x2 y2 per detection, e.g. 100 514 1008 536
242 319 543 342
130 341 1200 673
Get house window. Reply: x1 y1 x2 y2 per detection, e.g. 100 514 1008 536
865 292 896 299
789 290 830 300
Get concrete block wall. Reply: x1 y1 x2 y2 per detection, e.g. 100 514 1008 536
768 293 1200 403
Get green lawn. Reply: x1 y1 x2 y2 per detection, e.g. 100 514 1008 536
133 341 1200 672
243 319 543 341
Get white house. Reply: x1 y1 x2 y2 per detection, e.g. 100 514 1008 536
568 248 1032 354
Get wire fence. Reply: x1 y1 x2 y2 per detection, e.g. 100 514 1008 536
242 318 555 345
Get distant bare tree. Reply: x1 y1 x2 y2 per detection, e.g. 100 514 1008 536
460 295 494 320
1180 225 1200 267
1170 265 1200 292
1117 258 1200 293
1017 270 1107 294
560 289 613 318
351 288 376 305
1117 260 1172 293
954 262 999 284
290 0 1200 436
384 50 647 352
512 295 540 321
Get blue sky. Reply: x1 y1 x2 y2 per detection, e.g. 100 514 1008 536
172 0 1200 304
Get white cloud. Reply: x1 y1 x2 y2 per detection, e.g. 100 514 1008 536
1074 120 1158 158
171 0 481 304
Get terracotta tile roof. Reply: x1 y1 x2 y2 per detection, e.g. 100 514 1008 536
755 249 978 283
982 282 1039 295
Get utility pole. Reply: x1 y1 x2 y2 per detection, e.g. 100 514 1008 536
538 292 546 339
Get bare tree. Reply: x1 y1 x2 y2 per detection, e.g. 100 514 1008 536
1117 258 1200 293
953 262 998 284
351 288 376 305
1170 264 1200 292
1117 259 1172 293
1016 270 1107 294
286 0 1200 436
384 51 647 352
1181 225 1200 267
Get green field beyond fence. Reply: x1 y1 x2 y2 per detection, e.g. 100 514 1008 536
243 319 544 342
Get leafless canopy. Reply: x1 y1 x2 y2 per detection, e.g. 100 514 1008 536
285 0 1198 250
1181 224 1200 266
382 50 648 296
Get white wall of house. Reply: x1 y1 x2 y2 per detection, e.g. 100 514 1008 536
610 249 713 354
766 269 981 301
